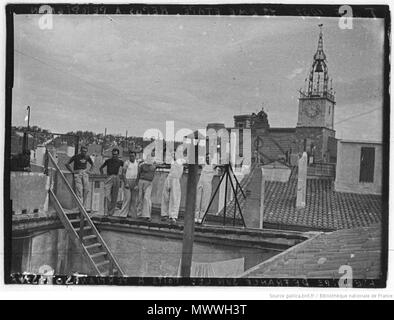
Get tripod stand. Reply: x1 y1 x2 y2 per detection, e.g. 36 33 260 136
201 163 247 227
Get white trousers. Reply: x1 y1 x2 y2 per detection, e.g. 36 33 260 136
195 180 213 220
161 177 181 219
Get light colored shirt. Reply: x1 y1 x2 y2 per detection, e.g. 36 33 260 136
168 159 184 179
124 160 139 179
199 164 216 183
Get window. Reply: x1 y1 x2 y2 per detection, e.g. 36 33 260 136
359 147 375 183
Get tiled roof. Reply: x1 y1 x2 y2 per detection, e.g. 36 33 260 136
217 166 382 231
241 224 382 279
263 168 382 230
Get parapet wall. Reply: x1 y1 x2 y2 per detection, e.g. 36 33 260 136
307 162 336 178
10 172 50 214
10 169 223 216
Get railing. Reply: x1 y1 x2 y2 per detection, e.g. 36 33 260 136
300 90 335 102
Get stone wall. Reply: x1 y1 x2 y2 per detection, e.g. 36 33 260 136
262 166 291 182
250 126 336 165
242 166 262 229
295 127 335 162
297 98 335 130
100 229 275 277
11 228 94 275
11 226 277 277
10 168 223 217
252 128 297 163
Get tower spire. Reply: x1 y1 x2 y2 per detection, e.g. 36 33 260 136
314 24 326 62
301 24 334 101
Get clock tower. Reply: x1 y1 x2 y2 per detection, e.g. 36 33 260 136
296 25 336 162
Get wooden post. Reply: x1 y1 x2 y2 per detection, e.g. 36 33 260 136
27 106 30 130
233 183 238 227
74 136 79 156
180 133 198 278
259 167 265 229
125 130 128 150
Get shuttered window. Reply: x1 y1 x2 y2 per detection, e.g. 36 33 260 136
359 147 375 183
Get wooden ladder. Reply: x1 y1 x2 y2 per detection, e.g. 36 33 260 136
46 150 125 276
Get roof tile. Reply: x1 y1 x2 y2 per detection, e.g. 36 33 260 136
242 224 382 279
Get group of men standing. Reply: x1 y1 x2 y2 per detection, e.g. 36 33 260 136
66 147 156 220
66 146 218 224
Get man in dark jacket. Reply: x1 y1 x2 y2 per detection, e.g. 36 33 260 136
100 148 124 216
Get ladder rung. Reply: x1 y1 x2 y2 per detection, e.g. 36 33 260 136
96 260 110 268
101 269 118 276
90 252 107 259
75 226 92 232
69 219 80 224
85 243 102 250
65 211 78 215
83 235 97 241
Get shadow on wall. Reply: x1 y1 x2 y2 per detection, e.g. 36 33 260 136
11 227 277 277
11 228 95 275
10 172 49 214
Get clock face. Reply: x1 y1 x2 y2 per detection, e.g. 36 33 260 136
305 103 320 118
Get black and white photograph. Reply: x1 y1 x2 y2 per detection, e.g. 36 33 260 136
2 2 390 295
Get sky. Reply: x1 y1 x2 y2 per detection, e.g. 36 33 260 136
12 14 385 141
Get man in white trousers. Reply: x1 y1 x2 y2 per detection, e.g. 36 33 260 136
137 154 157 221
116 151 139 218
195 154 218 224
161 156 185 224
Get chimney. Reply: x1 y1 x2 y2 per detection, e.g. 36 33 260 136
296 152 308 209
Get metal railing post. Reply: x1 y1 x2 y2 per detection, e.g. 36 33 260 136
223 170 228 226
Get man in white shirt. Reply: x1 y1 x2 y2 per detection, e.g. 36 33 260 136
116 151 139 218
